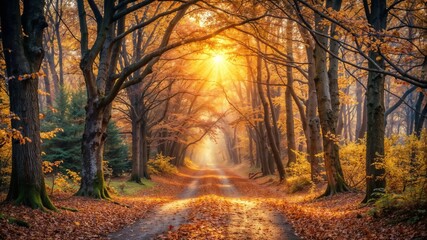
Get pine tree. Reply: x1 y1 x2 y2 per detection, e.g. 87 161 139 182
42 89 130 175
42 88 83 171
104 122 130 177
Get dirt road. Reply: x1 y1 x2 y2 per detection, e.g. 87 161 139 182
109 166 299 240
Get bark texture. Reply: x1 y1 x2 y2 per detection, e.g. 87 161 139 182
313 0 349 196
363 0 387 203
1 0 55 210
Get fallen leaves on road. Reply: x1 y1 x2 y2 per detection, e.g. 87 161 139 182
1 167 426 240
269 193 427 240
157 195 230 239
0 195 164 240
227 168 427 240
0 171 193 240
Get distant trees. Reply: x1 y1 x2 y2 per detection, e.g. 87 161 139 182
75 0 265 198
75 1 193 198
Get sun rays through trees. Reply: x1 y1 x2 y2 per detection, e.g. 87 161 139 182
0 0 426 238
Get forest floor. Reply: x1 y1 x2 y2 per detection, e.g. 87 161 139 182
1 164 426 240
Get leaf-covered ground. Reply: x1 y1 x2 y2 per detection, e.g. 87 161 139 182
1 166 426 239
0 169 194 240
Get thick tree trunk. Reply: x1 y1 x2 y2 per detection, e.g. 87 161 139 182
76 102 110 199
297 24 324 182
314 0 349 196
129 91 151 182
363 0 387 203
303 30 323 182
1 0 55 210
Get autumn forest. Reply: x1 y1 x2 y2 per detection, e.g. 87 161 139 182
0 0 426 239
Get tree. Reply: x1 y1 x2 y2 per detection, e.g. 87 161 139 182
43 89 129 175
104 120 130 177
0 79 12 191
75 1 191 198
75 0 265 198
298 0 349 195
284 20 297 167
42 88 82 172
0 0 55 210
362 0 388 203
256 41 285 181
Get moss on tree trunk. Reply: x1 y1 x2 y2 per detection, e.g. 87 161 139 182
1 0 55 211
76 170 110 199
14 184 56 211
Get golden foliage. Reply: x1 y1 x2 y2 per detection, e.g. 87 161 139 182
147 153 178 175
340 139 366 190
285 151 314 193
43 160 81 194
40 128 63 141
340 132 427 203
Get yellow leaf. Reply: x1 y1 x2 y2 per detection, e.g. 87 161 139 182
376 56 382 61
74 221 80 226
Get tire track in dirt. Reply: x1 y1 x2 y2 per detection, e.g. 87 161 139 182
108 170 204 240
216 167 299 240
109 166 299 240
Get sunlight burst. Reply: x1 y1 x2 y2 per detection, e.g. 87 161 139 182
213 54 225 64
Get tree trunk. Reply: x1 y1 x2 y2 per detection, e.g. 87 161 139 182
285 21 297 167
42 66 53 108
256 49 285 181
300 26 324 182
356 81 364 140
140 119 150 179
314 0 349 196
130 110 142 183
1 0 55 210
76 102 111 198
363 0 387 203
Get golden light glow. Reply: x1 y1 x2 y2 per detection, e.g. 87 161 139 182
213 54 225 64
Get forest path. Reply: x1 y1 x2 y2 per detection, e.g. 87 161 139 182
109 165 299 240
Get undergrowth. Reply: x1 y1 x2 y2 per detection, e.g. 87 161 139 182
147 153 177 175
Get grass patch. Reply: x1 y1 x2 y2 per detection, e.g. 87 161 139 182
108 178 154 196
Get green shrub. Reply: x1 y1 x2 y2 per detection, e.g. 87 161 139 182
368 192 427 223
147 154 177 175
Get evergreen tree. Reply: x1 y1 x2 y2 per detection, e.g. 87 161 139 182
104 122 130 177
42 90 130 175
42 88 83 171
